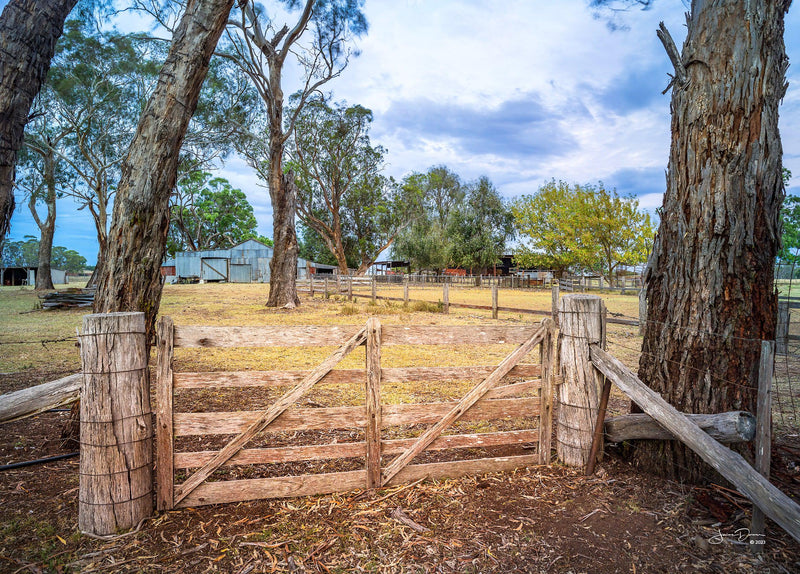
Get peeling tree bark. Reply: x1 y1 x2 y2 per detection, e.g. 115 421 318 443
637 1 791 481
0 0 77 243
93 0 235 340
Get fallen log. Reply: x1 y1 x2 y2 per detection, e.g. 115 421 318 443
0 373 81 424
589 344 800 545
605 411 755 443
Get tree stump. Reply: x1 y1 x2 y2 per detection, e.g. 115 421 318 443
79 312 152 535
557 294 606 467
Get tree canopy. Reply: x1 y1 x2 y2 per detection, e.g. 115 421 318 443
2 235 87 272
512 180 654 279
288 98 412 274
167 171 259 256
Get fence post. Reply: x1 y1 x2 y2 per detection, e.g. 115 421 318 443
309 274 314 298
557 294 606 467
79 312 152 535
443 282 450 314
492 284 498 319
371 276 377 303
348 276 353 301
776 301 789 355
336 274 341 296
551 283 560 327
324 278 329 300
403 277 409 304
751 340 775 552
156 316 174 511
538 322 556 464
365 317 382 488
639 288 647 336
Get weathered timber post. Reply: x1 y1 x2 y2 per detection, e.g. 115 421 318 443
751 340 774 552
348 276 353 301
551 283 560 327
371 276 377 303
557 294 606 467
638 289 647 336
443 282 450 314
324 278 329 299
403 277 409 304
336 274 341 296
492 284 498 319
365 317 382 488
776 301 789 355
309 274 314 297
79 312 152 535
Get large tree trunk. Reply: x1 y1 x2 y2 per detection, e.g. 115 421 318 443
0 0 77 244
636 0 790 482
93 0 234 340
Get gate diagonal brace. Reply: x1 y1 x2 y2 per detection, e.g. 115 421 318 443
380 319 550 487
173 326 368 505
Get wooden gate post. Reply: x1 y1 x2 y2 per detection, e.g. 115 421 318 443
492 284 498 319
324 278 329 299
751 340 775 552
309 274 314 298
403 277 409 304
371 276 377 303
79 312 152 535
443 282 450 314
557 294 606 467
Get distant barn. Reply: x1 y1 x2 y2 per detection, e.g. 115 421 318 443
165 239 330 283
1 267 67 286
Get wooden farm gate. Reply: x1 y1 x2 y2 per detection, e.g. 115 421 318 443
155 318 556 509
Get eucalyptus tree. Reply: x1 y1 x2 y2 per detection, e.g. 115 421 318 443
0 0 79 245
15 115 74 290
167 171 258 255
223 0 367 306
42 22 157 283
93 0 236 340
288 99 409 275
393 166 464 272
446 177 514 275
593 0 792 481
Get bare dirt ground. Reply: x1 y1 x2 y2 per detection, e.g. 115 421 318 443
1 285 799 573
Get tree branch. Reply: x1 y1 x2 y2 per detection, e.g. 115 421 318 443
657 22 688 91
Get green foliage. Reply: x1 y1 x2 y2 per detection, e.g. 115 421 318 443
780 170 800 263
394 166 511 273
512 180 654 279
1 236 87 272
167 171 259 256
446 177 514 273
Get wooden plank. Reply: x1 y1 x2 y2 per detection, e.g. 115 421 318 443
365 318 382 489
155 316 175 511
174 365 541 389
0 373 81 425
174 397 539 436
173 325 364 348
589 344 800 544
381 325 543 346
176 454 540 508
173 327 368 506
381 322 549 486
174 430 541 469
538 326 555 465
751 340 774 552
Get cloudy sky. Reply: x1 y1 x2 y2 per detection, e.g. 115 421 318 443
6 0 800 264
